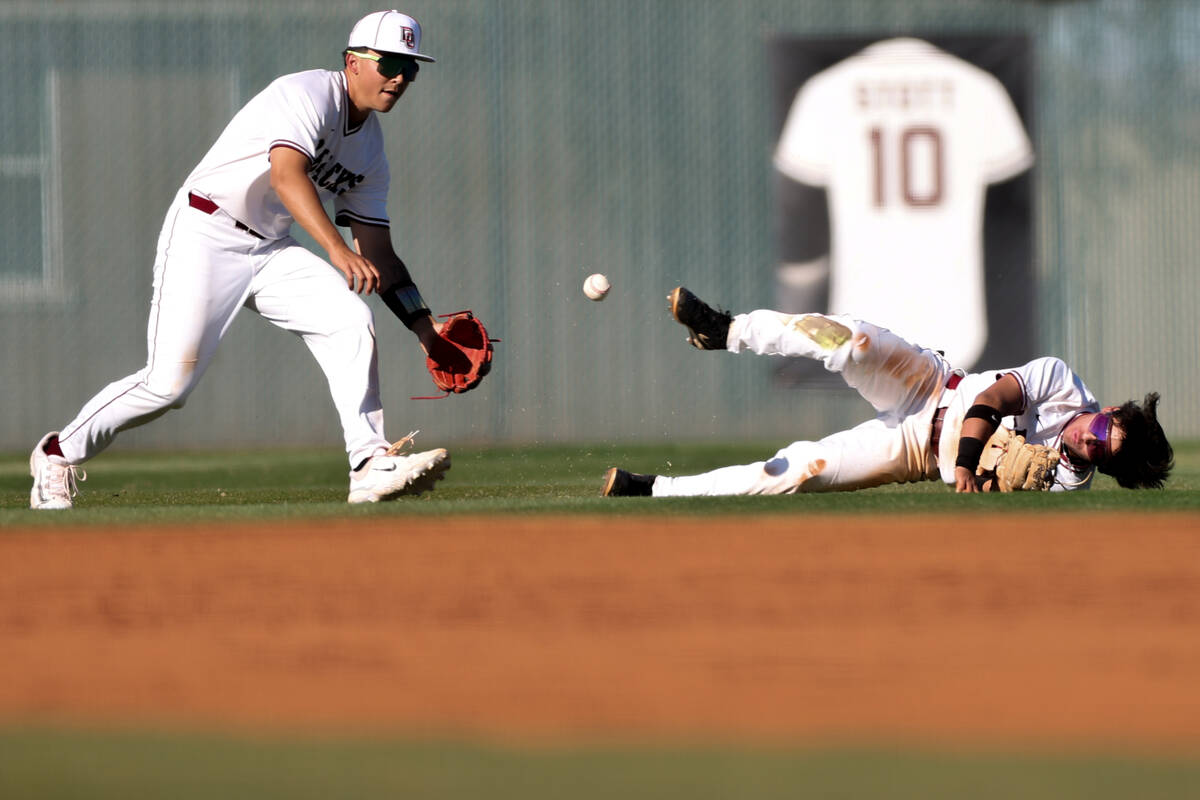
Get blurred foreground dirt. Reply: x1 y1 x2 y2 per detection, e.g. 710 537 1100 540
2 513 1198 752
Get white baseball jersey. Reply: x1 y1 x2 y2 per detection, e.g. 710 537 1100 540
184 69 390 240
936 356 1101 490
774 38 1033 369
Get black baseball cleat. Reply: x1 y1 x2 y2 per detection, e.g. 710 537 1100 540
668 286 732 350
601 467 656 497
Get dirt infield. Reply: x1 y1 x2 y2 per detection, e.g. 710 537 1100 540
2 513 1199 751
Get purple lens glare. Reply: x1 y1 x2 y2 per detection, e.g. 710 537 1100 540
1087 412 1113 462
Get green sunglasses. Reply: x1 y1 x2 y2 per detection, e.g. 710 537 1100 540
352 50 420 81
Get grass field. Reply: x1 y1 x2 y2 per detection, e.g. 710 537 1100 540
3 439 1199 522
2 440 1199 798
3 728 1200 800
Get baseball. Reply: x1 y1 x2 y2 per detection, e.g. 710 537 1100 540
583 273 610 301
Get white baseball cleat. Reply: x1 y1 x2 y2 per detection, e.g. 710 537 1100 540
347 446 451 504
29 432 87 510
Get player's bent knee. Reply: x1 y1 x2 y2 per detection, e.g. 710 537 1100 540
318 293 375 336
142 363 200 409
148 383 193 410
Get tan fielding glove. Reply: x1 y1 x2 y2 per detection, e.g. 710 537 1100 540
977 427 1061 492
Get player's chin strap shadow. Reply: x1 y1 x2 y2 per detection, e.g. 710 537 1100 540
411 310 501 400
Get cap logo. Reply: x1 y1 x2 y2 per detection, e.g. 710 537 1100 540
402 26 416 50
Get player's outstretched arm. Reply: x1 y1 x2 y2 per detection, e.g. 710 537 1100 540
351 221 496 395
351 221 441 350
955 374 1024 493
270 146 380 294
352 223 415 293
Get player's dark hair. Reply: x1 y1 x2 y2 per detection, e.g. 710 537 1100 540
1097 392 1173 489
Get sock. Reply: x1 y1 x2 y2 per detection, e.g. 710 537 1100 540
45 435 64 458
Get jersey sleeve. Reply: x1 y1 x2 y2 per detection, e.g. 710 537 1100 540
1008 356 1100 441
972 73 1033 183
773 74 835 186
262 75 328 162
1011 357 1082 409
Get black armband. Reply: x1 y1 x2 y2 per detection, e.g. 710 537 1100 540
964 403 1002 428
380 283 432 329
955 437 986 472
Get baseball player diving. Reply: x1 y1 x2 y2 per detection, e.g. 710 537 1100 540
603 287 1173 497
31 11 490 510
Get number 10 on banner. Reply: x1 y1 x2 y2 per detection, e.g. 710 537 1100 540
868 125 944 208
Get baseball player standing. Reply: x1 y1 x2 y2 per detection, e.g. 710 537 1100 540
31 10 461 509
603 287 1173 497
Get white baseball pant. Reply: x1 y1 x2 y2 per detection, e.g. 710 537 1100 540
653 310 952 496
56 190 391 470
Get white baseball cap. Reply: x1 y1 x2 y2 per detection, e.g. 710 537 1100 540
347 10 436 63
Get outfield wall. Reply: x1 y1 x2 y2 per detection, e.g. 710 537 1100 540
2 0 1197 451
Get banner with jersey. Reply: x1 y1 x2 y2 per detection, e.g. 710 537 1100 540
768 35 1035 385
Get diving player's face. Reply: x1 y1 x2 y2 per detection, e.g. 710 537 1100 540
1064 410 1124 466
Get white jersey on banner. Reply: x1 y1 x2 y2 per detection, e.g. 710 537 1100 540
774 38 1033 369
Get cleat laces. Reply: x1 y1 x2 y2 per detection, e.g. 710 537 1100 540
42 462 86 504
